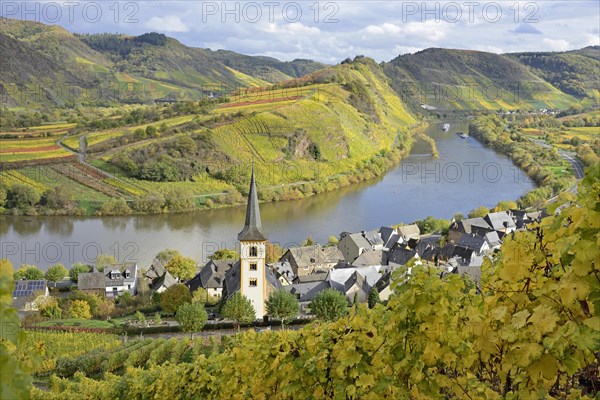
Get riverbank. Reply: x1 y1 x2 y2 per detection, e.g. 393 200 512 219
2 122 428 217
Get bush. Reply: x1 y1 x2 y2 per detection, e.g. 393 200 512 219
160 284 192 314
69 300 91 319
309 289 348 322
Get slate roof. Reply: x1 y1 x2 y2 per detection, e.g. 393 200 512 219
352 249 388 267
13 280 47 297
397 224 421 240
238 168 267 241
327 266 383 292
284 244 343 268
485 231 502 247
152 270 178 291
144 259 167 280
378 226 396 244
271 261 295 282
294 273 328 283
452 218 493 235
485 211 516 231
342 233 372 251
284 280 331 303
388 243 418 266
78 272 106 291
456 234 487 252
188 259 235 292
344 271 371 293
363 230 384 247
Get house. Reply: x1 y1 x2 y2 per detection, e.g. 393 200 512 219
456 233 490 255
449 218 493 240
327 266 384 293
78 263 138 298
484 212 517 236
374 272 393 302
294 272 328 284
379 226 398 248
12 279 49 311
397 224 421 242
415 235 442 265
279 244 344 277
337 230 383 263
484 231 502 250
509 209 542 229
387 243 419 268
344 271 371 304
439 244 477 264
222 259 282 305
187 259 235 298
144 259 177 294
352 249 388 267
284 280 331 306
270 261 295 285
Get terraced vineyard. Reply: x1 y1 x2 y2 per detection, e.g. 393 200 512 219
0 136 75 164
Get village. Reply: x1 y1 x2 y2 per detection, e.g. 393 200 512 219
11 170 545 331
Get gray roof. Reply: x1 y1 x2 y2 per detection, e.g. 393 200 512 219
388 244 418 266
398 224 421 239
344 271 371 293
456 234 487 252
144 259 166 280
363 230 384 246
283 244 343 268
152 270 178 291
238 168 267 241
78 272 106 290
485 231 502 247
379 226 396 244
452 218 492 235
352 249 388 267
271 261 295 282
13 280 47 297
284 281 330 303
294 273 328 284
342 233 372 250
188 260 235 292
485 212 516 231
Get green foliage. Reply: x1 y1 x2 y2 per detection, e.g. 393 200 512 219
6 184 40 211
492 200 518 212
0 259 33 398
153 312 162 325
176 302 208 338
45 264 68 283
414 216 450 234
221 293 256 326
135 311 146 324
310 288 348 322
210 249 239 261
40 298 62 319
367 287 379 309
155 249 180 264
69 300 91 319
98 199 131 216
165 254 197 281
303 235 315 246
14 264 44 281
468 206 490 218
69 263 91 282
265 290 299 326
94 255 117 272
160 284 192 314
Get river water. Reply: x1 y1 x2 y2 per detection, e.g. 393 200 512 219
0 121 535 269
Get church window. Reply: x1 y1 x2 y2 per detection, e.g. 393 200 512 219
249 278 258 287
250 246 258 257
250 262 257 271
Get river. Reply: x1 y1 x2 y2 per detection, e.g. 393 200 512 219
0 121 535 269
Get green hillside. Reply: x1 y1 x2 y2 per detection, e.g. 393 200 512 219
509 46 600 100
382 48 578 112
206 49 328 83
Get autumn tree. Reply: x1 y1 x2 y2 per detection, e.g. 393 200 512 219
160 284 192 314
310 288 348 322
14 264 44 281
221 293 256 328
165 254 197 281
176 302 208 339
266 290 299 327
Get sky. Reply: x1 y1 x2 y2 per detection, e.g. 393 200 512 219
2 1 599 63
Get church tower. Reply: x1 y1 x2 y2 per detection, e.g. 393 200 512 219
238 167 268 319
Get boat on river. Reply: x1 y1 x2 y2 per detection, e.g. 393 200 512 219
442 123 450 131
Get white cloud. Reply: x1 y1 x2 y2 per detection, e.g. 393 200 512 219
145 16 189 33
260 22 320 36
542 38 571 51
360 21 450 42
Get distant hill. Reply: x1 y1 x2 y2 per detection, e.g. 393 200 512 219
382 48 579 112
205 49 327 83
0 18 322 107
508 46 600 99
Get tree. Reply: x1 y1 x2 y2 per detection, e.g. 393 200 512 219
266 290 299 327
153 312 162 325
165 254 197 281
414 216 450 234
452 212 464 222
192 288 209 304
310 289 348 322
94 255 117 272
14 264 44 281
99 199 131 215
303 236 315 246
40 297 62 319
45 264 68 283
7 184 40 210
69 263 90 282
492 200 518 212
326 236 339 246
468 206 490 218
69 300 91 319
135 311 146 325
0 259 33 398
160 284 192 314
221 293 256 327
176 302 208 339
155 249 180 264
210 249 239 261
368 287 379 309
133 192 165 213
41 187 74 209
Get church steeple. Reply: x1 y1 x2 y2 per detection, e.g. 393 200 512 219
238 165 267 242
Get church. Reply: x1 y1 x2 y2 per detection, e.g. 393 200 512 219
222 167 281 319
